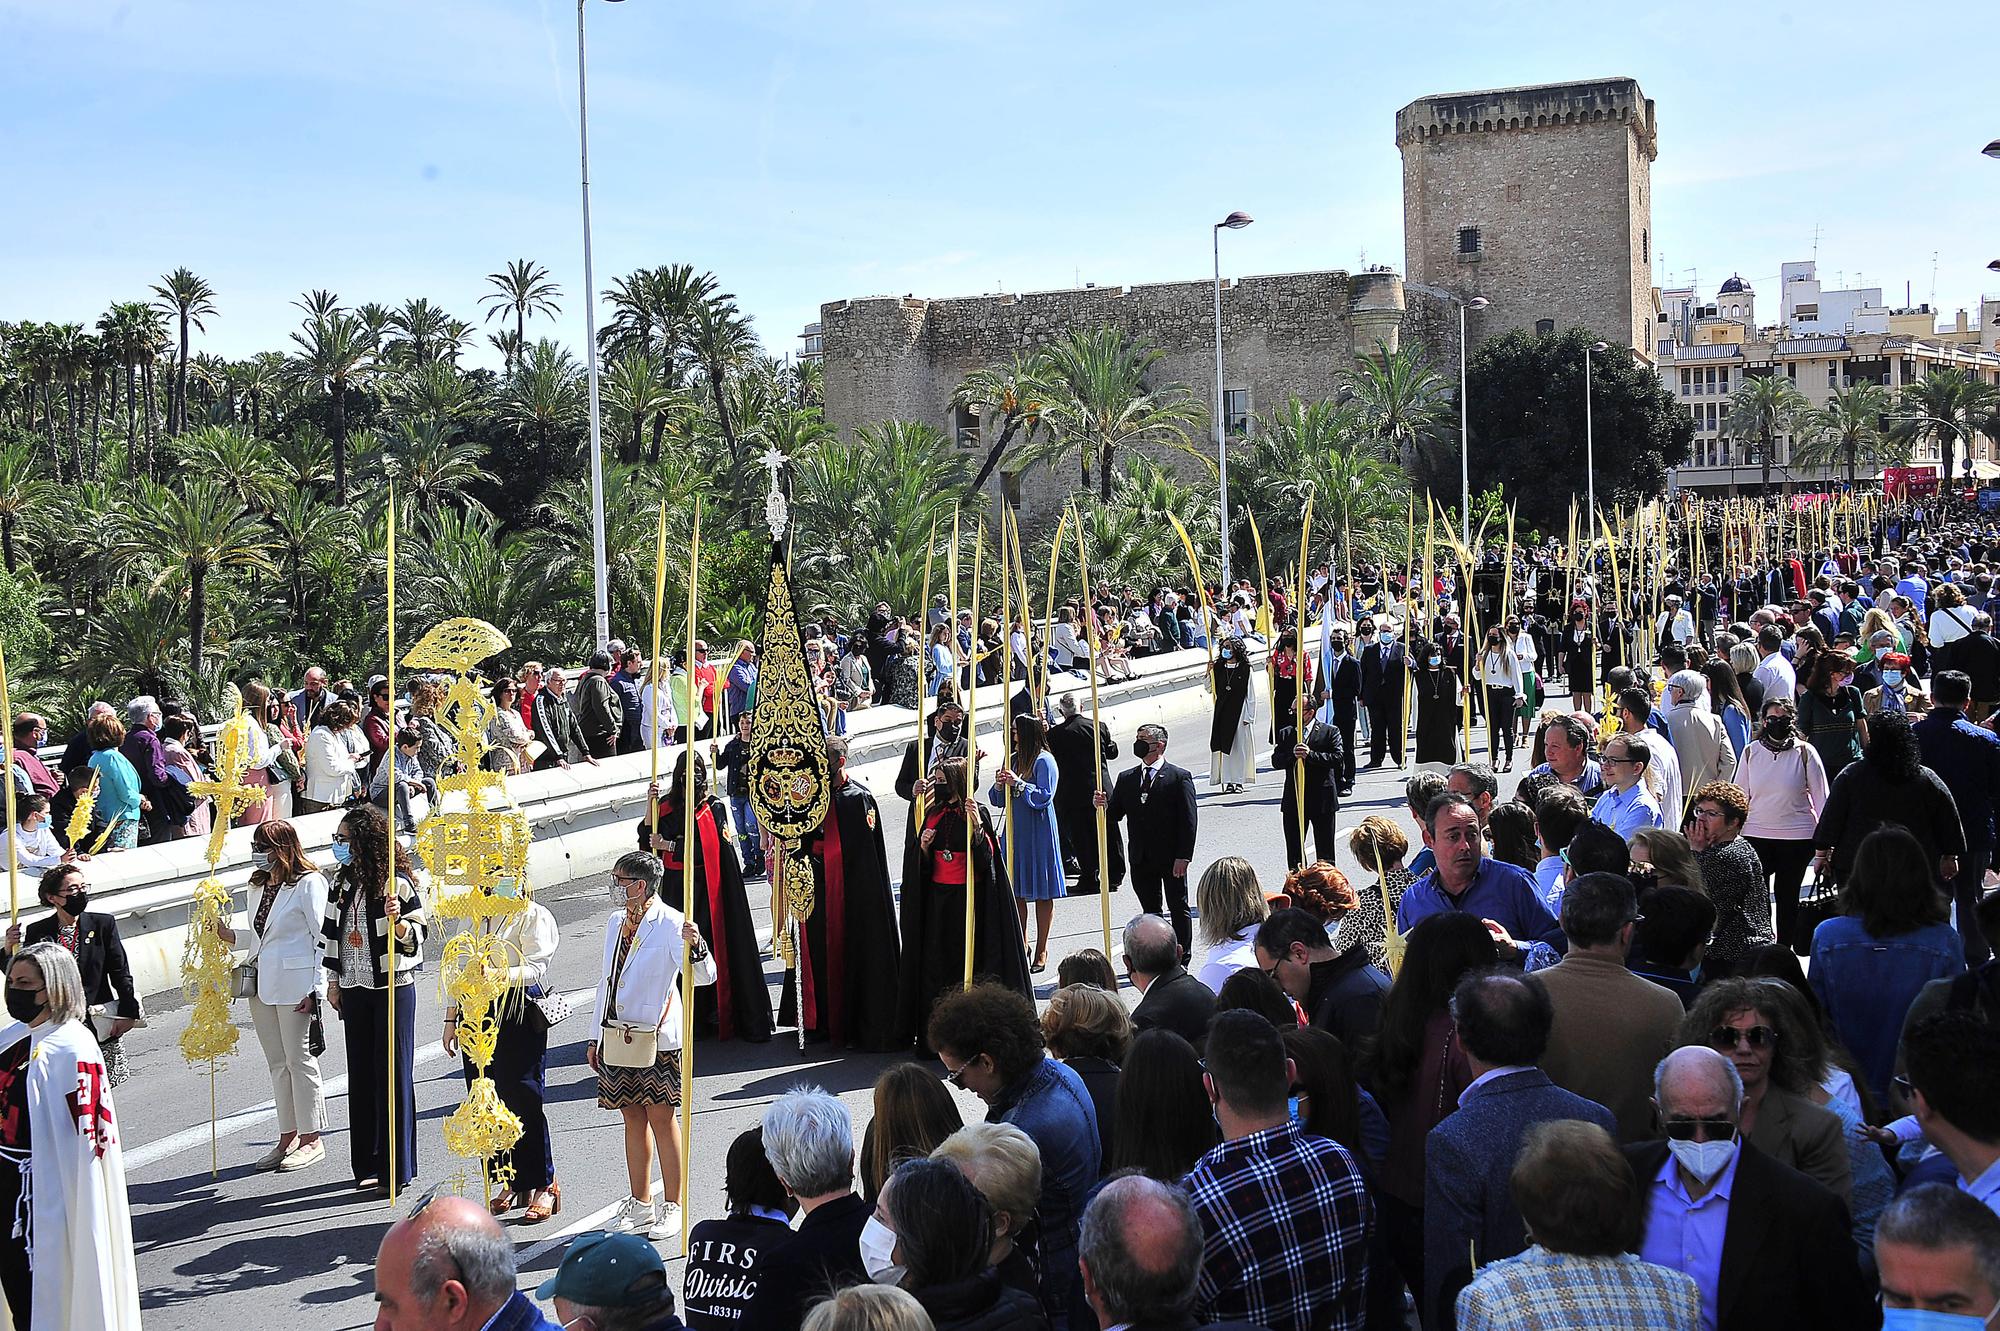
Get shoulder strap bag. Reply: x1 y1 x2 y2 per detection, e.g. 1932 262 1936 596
599 921 661 1068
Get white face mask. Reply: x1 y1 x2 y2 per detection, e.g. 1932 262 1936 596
1666 1134 1738 1186
859 1215 903 1286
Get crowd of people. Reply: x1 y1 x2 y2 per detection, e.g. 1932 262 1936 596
13 494 2000 1330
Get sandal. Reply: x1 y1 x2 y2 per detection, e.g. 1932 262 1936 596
489 1189 520 1216
522 1183 562 1224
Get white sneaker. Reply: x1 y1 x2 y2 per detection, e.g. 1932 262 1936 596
614 1195 657 1233
276 1140 325 1172
649 1200 681 1242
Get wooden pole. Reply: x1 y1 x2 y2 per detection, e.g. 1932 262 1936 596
964 522 983 992
1072 507 1113 962
384 490 399 1207
1294 496 1315 867
679 499 700 1253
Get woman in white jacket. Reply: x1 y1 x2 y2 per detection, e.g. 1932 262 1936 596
299 699 361 814
588 849 714 1241
213 818 329 1172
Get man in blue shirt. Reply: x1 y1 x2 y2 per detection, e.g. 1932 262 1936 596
1591 734 1665 839
1914 671 2000 966
1398 793 1564 956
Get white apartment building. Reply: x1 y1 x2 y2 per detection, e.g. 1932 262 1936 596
1778 260 1890 336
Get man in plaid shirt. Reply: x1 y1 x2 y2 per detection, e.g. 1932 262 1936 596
1184 1009 1373 1331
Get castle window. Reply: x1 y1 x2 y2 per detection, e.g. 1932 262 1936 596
1223 388 1250 436
1534 319 1555 336
1643 229 1650 264
1456 226 1482 257
952 405 980 450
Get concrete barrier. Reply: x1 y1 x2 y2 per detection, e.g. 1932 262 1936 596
66 638 1290 1004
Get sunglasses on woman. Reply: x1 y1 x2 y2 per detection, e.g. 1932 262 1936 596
1708 1024 1776 1051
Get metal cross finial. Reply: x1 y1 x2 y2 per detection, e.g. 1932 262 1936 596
760 445 791 540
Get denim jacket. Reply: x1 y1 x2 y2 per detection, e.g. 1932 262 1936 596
990 1057 1102 1322
1810 915 1965 1100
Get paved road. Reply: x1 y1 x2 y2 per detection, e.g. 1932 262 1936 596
126 708 1515 1327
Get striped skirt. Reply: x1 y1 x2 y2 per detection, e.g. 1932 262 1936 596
596 1048 683 1110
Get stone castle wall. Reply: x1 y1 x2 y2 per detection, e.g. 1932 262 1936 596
1398 77 1656 357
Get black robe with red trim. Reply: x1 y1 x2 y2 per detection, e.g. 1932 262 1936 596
893 799 1033 1055
777 776 907 1050
641 796 774 1043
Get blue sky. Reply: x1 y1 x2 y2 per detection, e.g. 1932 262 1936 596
3 0 1995 368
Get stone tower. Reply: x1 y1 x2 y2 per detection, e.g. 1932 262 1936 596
1396 77 1658 359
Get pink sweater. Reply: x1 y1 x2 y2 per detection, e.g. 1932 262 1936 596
1739 739 1829 840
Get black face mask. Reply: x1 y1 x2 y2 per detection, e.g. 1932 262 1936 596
4 988 43 1025
59 890 88 916
1130 740 1153 760
938 720 963 743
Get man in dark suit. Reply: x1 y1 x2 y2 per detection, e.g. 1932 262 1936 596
1914 671 2000 965
1048 692 1124 894
1629 1046 1874 1331
4 863 142 1077
1078 1174 1266 1331
1123 914 1214 1047
892 693 967 809
1272 714 1342 869
1096 724 1198 956
1356 617 1406 768
1318 626 1362 795
1424 968 1616 1330
740 1087 873 1331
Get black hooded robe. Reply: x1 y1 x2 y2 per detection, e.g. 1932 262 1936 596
777 777 908 1050
1208 660 1251 755
641 796 774 1043
894 800 1033 1054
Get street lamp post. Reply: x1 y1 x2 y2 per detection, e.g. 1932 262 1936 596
1585 340 1608 541
1213 211 1252 593
576 0 623 652
1403 282 1488 548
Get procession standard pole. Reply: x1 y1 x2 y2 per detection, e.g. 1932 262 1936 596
679 499 701 1254
384 490 399 1207
913 518 938 827
963 523 983 992
1072 507 1113 963
1294 496 1315 867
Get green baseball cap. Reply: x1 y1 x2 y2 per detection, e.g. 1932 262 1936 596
535 1230 664 1306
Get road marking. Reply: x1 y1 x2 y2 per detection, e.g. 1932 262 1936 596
124 986 597 1173
516 1175 667 1262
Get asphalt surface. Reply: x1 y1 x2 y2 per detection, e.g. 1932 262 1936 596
125 706 1515 1328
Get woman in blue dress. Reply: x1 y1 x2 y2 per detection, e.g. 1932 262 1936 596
990 712 1065 974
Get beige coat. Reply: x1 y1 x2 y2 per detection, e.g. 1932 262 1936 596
1537 952 1687 1142
1663 701 1737 801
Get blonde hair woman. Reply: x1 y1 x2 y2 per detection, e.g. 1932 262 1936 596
1193 857 1267 994
932 1121 1045 1288
801 1286 932 1331
1343 815 1413 970
1628 826 1706 894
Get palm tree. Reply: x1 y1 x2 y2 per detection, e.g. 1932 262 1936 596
1071 497 1179 591
480 260 563 373
43 323 90 482
0 439 53 572
354 302 395 354
496 339 587 458
1243 396 1409 572
79 586 192 703
118 479 275 678
288 311 376 500
603 350 670 464
382 360 483 427
293 289 342 321
790 422 968 615
1723 373 1811 495
1348 344 1455 488
150 267 218 437
266 488 352 631
690 290 756 471
952 352 1058 492
487 328 523 374
385 419 492 516
403 508 576 659
171 425 283 512
601 263 712 371
1029 327 1204 500
235 352 285 435
1894 368 2000 493
1793 382 1906 490
388 298 454 367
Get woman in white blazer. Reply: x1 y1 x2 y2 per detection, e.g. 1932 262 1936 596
213 818 330 1172
300 699 361 814
588 849 714 1241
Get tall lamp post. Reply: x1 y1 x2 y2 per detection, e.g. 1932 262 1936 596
576 0 624 652
1402 282 1488 548
1212 210 1253 592
1584 340 1608 541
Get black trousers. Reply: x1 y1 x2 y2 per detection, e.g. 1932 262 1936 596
462 995 554 1191
1484 687 1516 764
0 1155 28 1328
341 982 418 1189
1366 697 1404 765
1332 709 1357 788
1745 835 1816 954
1131 858 1191 958
1282 789 1337 869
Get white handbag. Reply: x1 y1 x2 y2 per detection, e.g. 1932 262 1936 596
599 925 660 1069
